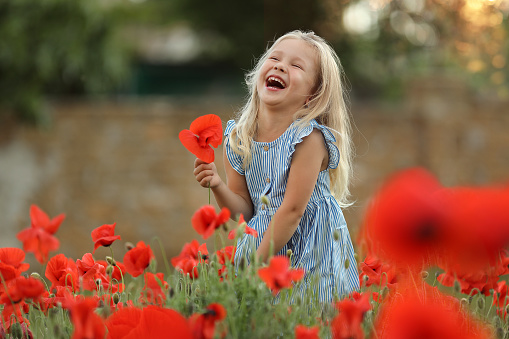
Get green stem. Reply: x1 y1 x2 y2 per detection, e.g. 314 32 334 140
153 236 172 277
208 182 211 205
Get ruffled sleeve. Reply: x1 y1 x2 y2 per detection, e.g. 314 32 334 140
224 120 245 175
289 120 340 169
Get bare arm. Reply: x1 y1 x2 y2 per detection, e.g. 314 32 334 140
256 129 328 262
193 141 253 221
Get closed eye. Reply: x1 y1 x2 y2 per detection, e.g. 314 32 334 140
269 57 279 61
293 64 303 69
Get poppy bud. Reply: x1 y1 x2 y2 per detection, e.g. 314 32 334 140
9 323 22 339
353 253 358 261
106 265 114 275
260 195 270 206
112 292 121 305
106 256 116 266
362 275 369 283
333 230 340 241
344 258 350 269
495 327 504 339
477 297 485 310
125 242 134 251
30 272 42 280
381 286 389 298
421 271 429 279
287 249 293 258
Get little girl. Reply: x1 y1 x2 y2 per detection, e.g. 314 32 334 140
193 30 359 302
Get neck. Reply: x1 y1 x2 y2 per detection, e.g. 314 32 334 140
256 106 296 142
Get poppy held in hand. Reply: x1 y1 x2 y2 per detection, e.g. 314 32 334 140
179 114 223 163
192 205 230 239
123 241 155 277
91 223 121 253
258 256 304 295
17 205 65 264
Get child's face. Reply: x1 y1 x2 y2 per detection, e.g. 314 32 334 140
257 38 319 113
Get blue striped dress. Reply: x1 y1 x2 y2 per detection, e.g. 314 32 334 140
224 119 359 303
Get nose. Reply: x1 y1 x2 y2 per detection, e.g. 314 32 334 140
273 63 286 73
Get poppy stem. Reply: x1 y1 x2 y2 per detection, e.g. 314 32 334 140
208 182 211 205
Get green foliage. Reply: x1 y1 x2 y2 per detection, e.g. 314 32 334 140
0 0 131 124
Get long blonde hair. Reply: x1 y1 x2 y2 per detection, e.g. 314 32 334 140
228 30 354 207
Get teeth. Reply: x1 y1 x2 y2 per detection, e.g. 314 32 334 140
267 76 285 88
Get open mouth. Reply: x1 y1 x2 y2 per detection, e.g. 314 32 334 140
265 76 286 90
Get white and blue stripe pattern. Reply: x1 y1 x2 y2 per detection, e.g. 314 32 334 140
224 119 359 303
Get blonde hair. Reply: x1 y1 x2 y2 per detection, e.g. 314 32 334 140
228 30 354 207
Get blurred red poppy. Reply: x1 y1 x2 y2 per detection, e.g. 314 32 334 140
258 256 304 295
374 285 493 339
67 296 105 339
192 205 230 239
91 223 121 253
17 205 65 264
171 240 208 279
189 303 226 339
179 114 223 163
227 214 258 239
140 272 169 306
45 254 79 292
215 246 236 266
295 325 320 339
0 248 30 282
123 241 155 278
13 276 45 301
359 253 398 289
360 168 452 269
331 293 371 339
106 305 192 339
439 185 509 270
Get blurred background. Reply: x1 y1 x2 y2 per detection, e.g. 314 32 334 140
1 0 508 268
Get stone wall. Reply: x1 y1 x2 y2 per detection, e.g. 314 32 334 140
1 77 508 269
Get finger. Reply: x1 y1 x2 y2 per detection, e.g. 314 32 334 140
193 164 212 176
196 170 214 182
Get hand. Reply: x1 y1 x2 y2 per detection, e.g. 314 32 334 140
194 159 222 188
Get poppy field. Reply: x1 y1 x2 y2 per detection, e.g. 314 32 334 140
0 167 508 338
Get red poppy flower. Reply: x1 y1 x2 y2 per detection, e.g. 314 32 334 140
45 254 79 292
17 205 65 264
171 240 208 279
227 214 257 239
67 296 105 339
106 305 192 339
360 168 452 269
13 276 45 301
97 259 126 282
0 248 30 282
258 256 305 295
189 303 226 339
140 272 169 306
331 293 371 339
179 114 223 163
374 286 493 339
123 241 155 278
359 253 398 289
91 223 121 253
295 325 320 339
438 185 509 270
192 205 230 239
215 246 236 266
